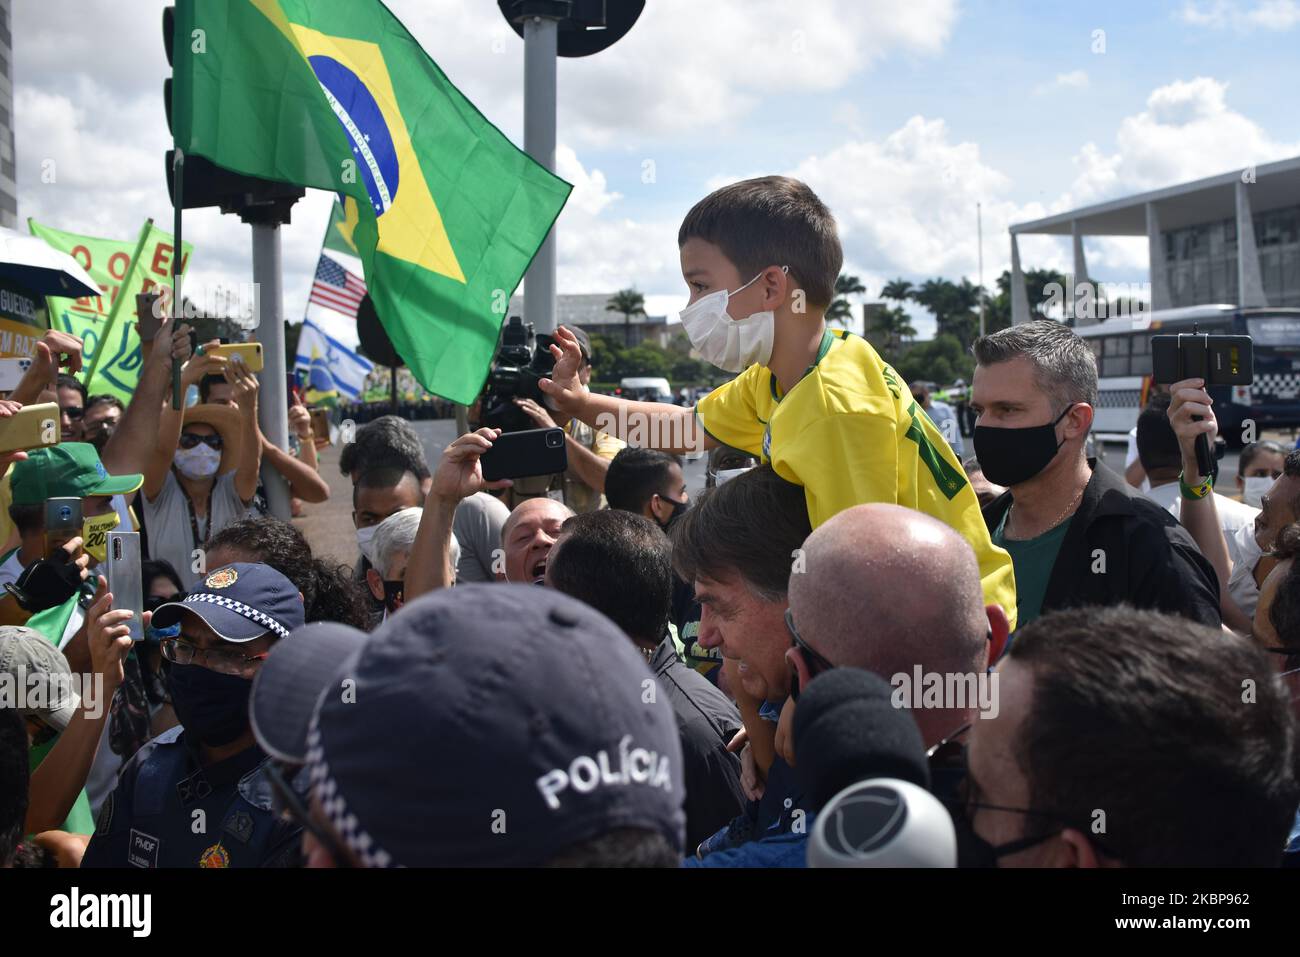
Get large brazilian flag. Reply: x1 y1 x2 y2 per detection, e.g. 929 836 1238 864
171 0 572 404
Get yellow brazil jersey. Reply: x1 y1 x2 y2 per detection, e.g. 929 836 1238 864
696 328 1018 629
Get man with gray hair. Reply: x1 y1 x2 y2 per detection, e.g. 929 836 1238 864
786 504 1009 749
365 507 457 620
970 321 1218 629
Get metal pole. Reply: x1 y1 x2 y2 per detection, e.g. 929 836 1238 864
252 222 291 521
977 202 986 339
522 14 558 335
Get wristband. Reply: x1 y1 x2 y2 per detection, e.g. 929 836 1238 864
1179 471 1214 501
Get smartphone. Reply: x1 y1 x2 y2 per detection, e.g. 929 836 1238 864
309 407 331 445
0 357 32 392
0 402 61 453
44 497 82 559
479 427 567 482
105 532 144 642
286 374 303 409
1151 334 1254 385
136 293 163 341
207 342 264 373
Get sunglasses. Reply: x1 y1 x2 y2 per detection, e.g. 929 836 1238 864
63 406 84 420
145 592 185 614
785 607 836 702
179 432 223 450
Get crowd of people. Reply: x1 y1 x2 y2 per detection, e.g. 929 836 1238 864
0 174 1296 870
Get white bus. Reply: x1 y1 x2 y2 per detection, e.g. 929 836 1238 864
1076 303 1300 446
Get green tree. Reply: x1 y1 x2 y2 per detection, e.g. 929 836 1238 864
826 273 867 330
605 288 646 346
895 334 973 389
871 305 917 354
880 278 914 303
615 343 669 379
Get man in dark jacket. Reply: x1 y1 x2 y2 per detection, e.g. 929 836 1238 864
544 510 745 847
970 321 1220 630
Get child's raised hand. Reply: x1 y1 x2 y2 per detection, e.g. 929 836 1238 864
538 325 585 413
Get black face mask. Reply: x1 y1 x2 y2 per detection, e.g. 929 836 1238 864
973 403 1075 487
163 661 253 747
952 809 1059 868
656 496 690 531
382 580 404 613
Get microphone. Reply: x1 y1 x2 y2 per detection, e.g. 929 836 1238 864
794 668 956 868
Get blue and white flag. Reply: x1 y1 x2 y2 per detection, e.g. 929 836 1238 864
294 318 373 401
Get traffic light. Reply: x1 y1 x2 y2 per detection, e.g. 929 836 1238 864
163 6 303 219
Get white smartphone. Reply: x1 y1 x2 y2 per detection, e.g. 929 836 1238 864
0 357 33 392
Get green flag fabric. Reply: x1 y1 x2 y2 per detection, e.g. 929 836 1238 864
29 219 192 403
323 196 360 258
172 0 571 404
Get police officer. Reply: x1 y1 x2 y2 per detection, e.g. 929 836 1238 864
81 562 307 868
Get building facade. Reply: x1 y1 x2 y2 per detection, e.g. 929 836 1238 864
1009 156 1300 324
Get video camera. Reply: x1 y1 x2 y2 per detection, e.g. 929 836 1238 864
480 316 557 432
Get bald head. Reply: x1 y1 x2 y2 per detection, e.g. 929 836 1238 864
789 504 988 679
502 497 575 584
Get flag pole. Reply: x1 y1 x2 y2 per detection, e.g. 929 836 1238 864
84 217 154 389
171 150 185 409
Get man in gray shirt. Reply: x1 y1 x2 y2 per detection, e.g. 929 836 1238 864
452 491 510 582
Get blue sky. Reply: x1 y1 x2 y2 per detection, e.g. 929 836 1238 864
14 0 1300 344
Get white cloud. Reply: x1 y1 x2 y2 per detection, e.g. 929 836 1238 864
1062 76 1300 209
1035 70 1090 95
1180 0 1300 30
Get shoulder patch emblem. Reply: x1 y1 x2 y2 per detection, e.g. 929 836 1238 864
199 842 231 868
206 567 238 589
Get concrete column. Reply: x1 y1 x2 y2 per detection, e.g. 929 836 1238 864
1146 201 1170 312
1011 233 1031 325
1072 220 1094 326
1236 180 1268 307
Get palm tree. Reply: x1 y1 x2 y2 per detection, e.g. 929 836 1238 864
826 273 867 330
873 305 917 353
606 288 646 348
880 278 914 303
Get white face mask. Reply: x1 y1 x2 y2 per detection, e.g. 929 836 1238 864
713 466 753 487
173 443 221 480
678 266 787 373
356 523 378 565
1243 475 1273 509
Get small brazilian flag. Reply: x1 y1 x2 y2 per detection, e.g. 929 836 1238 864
171 0 572 404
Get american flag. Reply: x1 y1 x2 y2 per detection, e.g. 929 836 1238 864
308 255 367 317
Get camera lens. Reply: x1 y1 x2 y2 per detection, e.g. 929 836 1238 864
547 432 563 448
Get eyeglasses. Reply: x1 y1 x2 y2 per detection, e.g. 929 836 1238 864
63 406 84 420
160 636 268 678
936 730 1119 861
265 759 355 868
785 607 835 702
179 432 223 450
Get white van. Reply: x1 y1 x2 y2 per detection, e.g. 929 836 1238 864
619 376 674 403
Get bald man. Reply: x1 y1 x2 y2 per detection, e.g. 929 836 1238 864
501 497 574 584
786 503 1011 748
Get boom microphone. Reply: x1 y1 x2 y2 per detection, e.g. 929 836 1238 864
793 668 956 868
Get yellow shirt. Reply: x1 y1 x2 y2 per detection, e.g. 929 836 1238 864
696 328 1018 628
